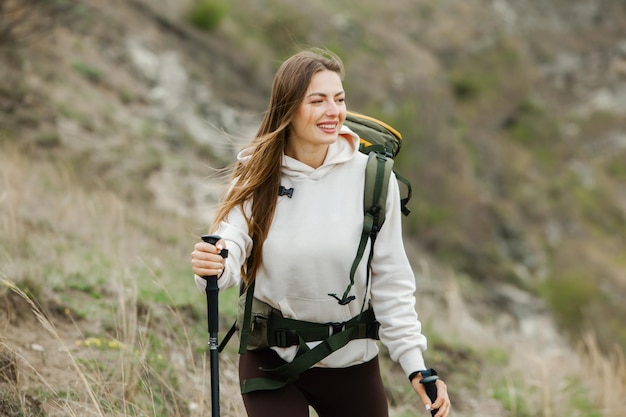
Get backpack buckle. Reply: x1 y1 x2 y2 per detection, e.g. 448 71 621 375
329 322 346 336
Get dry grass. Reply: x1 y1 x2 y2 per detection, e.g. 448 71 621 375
0 274 240 416
0 139 249 415
577 333 626 417
412 265 626 417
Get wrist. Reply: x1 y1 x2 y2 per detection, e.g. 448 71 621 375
408 367 437 382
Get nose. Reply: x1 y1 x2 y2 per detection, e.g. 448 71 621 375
325 100 340 116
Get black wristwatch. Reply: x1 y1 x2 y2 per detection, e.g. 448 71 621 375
408 367 437 382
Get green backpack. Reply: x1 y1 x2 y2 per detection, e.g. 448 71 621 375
327 111 412 306
220 111 412 393
346 111 412 222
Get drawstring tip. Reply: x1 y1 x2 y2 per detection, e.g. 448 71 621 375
328 294 356 305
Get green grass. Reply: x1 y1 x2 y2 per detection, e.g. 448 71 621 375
491 376 533 417
71 61 104 83
606 158 626 181
564 377 604 417
541 271 600 332
186 0 229 32
448 37 528 105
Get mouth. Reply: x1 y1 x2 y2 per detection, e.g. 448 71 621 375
317 123 338 132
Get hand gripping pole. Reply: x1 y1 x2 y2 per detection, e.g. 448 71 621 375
419 369 439 417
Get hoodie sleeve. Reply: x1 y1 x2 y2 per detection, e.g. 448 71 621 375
194 204 252 292
369 173 428 376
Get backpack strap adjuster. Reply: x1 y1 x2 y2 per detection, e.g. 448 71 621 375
329 321 346 336
272 328 298 348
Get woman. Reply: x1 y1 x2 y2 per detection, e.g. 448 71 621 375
191 49 451 417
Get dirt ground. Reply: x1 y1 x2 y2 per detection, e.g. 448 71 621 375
0 292 84 416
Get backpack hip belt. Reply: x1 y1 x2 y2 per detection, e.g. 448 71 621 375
266 305 380 348
239 298 381 394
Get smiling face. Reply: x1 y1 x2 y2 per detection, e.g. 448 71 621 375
285 69 346 167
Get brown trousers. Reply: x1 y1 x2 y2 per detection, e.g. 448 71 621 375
239 349 389 417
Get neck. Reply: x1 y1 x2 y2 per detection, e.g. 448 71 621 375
285 143 329 168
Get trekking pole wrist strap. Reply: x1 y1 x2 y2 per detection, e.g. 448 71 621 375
409 368 438 382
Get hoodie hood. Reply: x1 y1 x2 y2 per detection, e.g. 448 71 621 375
236 124 361 180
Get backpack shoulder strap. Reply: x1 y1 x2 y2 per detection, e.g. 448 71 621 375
364 151 394 231
330 152 394 306
393 171 412 216
366 149 411 217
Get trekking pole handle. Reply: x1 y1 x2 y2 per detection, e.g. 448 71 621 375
420 374 439 416
201 235 228 337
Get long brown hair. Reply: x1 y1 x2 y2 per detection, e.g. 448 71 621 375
211 49 345 287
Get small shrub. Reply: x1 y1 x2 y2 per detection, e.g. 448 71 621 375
187 0 229 32
573 185 626 235
34 131 61 148
450 76 483 101
71 61 103 83
447 38 524 103
606 158 626 181
541 272 600 332
504 98 555 143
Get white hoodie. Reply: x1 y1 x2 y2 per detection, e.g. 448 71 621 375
196 125 427 377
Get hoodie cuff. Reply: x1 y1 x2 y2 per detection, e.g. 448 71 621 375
398 349 427 379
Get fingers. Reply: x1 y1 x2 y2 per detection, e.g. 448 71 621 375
411 377 433 411
191 240 227 278
194 239 226 254
411 377 451 417
432 379 451 417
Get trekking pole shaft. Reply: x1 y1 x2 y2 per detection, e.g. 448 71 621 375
206 276 220 416
201 234 226 417
206 276 219 336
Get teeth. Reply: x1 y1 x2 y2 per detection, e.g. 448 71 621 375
318 124 336 129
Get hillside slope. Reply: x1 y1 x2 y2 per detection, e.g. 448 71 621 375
1 0 625 416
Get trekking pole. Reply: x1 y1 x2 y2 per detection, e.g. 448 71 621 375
201 235 228 417
420 372 439 417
